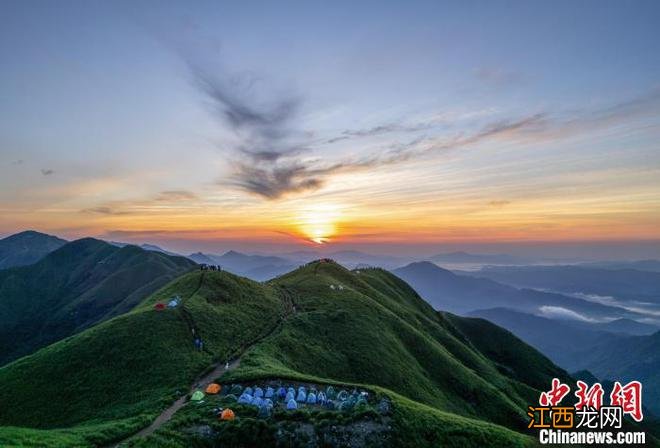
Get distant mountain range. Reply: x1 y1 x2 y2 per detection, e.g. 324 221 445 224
0 230 67 269
187 250 299 281
430 251 528 265
467 307 660 415
186 249 410 280
466 264 660 305
580 259 660 273
392 261 648 320
0 237 195 365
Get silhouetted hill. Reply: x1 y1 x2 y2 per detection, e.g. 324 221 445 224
0 230 66 269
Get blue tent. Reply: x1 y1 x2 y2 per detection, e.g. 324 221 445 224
254 387 264 398
337 390 348 401
285 391 295 402
277 387 287 399
264 399 274 408
244 387 254 396
297 386 306 395
252 396 264 407
296 390 307 402
287 387 295 395
306 392 317 404
265 387 275 398
324 399 335 410
286 398 298 410
238 393 253 405
317 392 327 404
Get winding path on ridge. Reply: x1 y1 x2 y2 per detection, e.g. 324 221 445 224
110 279 296 447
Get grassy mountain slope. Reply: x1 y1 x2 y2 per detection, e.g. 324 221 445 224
0 270 283 434
224 263 570 433
0 238 196 365
0 230 66 269
0 261 574 447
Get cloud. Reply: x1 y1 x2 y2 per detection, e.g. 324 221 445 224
11 160 24 165
538 305 597 322
81 190 198 216
217 114 547 199
488 200 511 207
155 190 198 201
184 43 660 200
326 122 433 144
40 168 54 176
82 206 133 216
186 55 304 163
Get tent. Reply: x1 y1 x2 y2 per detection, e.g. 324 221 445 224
254 387 264 398
230 385 243 395
167 298 179 308
205 383 221 394
238 393 253 405
337 390 348 401
220 408 235 421
244 387 253 396
285 391 295 402
265 387 275 398
296 390 307 402
306 392 317 405
251 396 264 407
286 398 298 410
191 390 205 402
326 386 336 400
264 399 274 408
317 392 327 404
277 387 287 399
154 303 165 310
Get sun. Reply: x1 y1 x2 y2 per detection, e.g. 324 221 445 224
298 204 341 245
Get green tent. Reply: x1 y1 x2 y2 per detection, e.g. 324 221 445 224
191 390 205 402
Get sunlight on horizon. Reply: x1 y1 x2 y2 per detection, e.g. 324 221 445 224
297 203 342 245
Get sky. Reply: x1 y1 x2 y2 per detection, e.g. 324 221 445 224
1 0 660 258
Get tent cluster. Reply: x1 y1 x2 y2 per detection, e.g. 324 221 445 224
228 383 371 416
329 284 345 291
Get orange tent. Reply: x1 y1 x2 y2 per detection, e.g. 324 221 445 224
206 383 221 394
220 408 235 421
